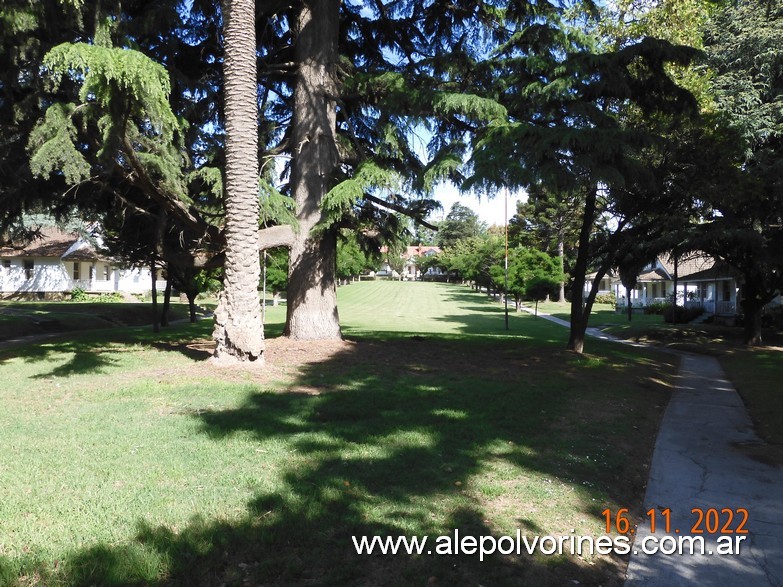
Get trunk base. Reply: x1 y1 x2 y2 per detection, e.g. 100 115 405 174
283 294 342 340
212 291 265 361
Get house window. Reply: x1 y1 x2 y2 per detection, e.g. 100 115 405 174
73 262 80 280
103 264 109 280
2 259 10 269
24 259 34 280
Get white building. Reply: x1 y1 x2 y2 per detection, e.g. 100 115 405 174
588 253 780 316
0 227 165 299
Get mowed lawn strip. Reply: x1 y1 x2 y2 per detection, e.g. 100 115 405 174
0 282 674 586
721 349 783 465
0 301 197 341
533 300 783 465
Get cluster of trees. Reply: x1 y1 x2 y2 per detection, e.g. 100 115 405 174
1 0 780 358
427 203 564 311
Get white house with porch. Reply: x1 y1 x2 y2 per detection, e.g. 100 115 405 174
589 254 743 316
0 227 165 299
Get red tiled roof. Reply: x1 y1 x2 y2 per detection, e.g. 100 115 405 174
378 245 441 258
405 245 440 257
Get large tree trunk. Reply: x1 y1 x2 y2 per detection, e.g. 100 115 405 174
212 0 265 362
568 188 597 353
741 279 765 346
283 0 342 340
151 261 160 333
187 291 197 323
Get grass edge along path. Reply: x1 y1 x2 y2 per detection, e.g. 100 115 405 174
1 282 675 586
529 300 783 465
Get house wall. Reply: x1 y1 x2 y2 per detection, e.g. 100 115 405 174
0 257 71 295
1 257 164 296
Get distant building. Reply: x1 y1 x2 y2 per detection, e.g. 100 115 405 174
0 227 165 299
376 245 442 280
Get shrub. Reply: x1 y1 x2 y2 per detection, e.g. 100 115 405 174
96 292 124 303
594 292 616 308
644 301 669 315
70 287 88 302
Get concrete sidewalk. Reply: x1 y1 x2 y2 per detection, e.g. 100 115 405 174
625 354 783 586
519 306 783 585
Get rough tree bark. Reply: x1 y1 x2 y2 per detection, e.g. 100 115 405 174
212 0 265 362
567 187 613 353
283 0 343 340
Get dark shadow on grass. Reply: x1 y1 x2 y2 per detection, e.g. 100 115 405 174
1 284 676 585
0 321 216 378
5 334 675 586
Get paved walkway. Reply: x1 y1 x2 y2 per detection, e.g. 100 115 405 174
625 354 783 586
521 306 783 586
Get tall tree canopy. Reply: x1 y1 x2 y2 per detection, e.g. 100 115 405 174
436 203 485 249
6 0 742 356
696 0 783 345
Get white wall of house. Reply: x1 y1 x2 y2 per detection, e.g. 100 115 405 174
0 257 71 293
1 257 165 295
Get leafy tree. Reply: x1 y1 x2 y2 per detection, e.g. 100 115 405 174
490 247 563 311
508 184 583 302
465 0 700 352
696 0 783 345
438 235 483 286
435 203 485 249
411 222 439 247
336 231 372 281
0 0 86 231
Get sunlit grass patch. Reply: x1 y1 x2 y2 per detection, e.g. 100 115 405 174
1 281 675 586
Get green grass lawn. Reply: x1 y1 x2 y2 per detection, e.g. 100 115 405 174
721 348 783 465
530 301 671 334
0 282 676 586
531 300 783 465
0 301 197 341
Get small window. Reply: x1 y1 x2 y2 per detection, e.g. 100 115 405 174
24 259 34 280
2 259 10 269
73 262 80 280
102 264 109 281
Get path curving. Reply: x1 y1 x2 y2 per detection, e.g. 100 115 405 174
521 306 783 586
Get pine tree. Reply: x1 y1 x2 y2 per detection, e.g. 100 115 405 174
697 0 783 345
465 2 700 352
509 184 583 302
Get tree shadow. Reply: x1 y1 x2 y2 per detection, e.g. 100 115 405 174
5 334 673 586
0 322 216 378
